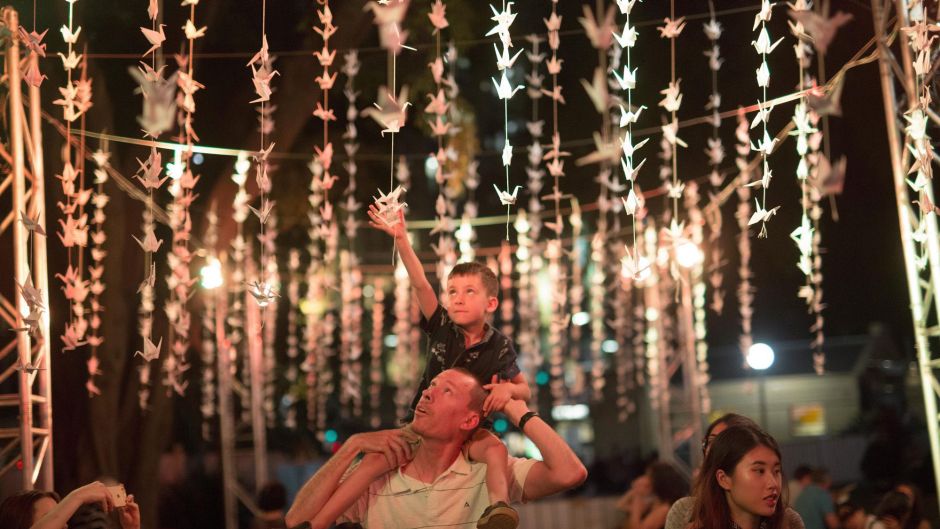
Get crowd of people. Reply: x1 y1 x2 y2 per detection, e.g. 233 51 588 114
0 210 935 529
616 414 935 529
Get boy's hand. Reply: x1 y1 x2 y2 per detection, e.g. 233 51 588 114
349 428 419 469
482 375 513 417
367 205 407 241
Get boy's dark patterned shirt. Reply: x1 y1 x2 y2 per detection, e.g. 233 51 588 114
410 305 521 411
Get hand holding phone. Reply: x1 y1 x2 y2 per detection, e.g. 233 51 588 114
107 484 127 508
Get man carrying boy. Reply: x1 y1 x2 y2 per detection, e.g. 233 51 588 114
305 206 531 529
285 368 588 529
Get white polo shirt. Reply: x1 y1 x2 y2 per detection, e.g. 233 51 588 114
337 451 537 528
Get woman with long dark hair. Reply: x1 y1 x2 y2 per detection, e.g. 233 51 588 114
0 481 139 529
690 424 786 529
0 490 61 529
665 415 805 529
894 482 931 529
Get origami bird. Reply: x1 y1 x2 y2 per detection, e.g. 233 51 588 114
60 24 82 45
658 17 686 39
140 24 166 57
183 19 206 40
703 18 723 40
428 0 449 33
20 210 46 236
493 43 524 71
493 185 522 206
135 336 163 362
492 72 523 100
133 227 163 253
247 280 279 308
613 22 639 49
612 65 638 90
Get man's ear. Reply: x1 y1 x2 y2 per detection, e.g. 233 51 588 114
716 469 733 491
461 411 482 432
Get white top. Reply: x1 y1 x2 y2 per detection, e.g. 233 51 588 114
338 450 537 528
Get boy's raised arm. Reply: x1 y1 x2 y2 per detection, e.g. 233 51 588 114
367 207 439 319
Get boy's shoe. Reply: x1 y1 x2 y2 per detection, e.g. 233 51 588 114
477 501 519 529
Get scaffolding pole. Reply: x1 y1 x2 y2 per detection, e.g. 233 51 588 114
214 253 265 529
642 224 704 475
871 0 940 508
0 7 54 491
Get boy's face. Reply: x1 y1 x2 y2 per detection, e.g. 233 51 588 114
445 274 498 328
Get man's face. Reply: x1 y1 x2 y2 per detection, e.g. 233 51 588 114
412 370 480 440
445 274 497 328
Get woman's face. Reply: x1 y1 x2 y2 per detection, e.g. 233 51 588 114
717 444 782 522
32 497 58 525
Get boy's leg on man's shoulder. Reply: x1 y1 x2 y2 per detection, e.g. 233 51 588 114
467 429 518 529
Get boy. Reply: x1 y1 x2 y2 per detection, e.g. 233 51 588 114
323 206 530 529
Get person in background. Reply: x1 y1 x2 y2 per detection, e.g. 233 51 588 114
836 500 870 529
688 424 786 529
0 481 139 529
794 468 839 529
665 414 805 529
893 482 931 529
618 461 689 529
789 466 814 504
254 481 288 529
871 491 914 529
0 490 62 529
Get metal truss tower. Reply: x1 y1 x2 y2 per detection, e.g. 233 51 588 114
871 0 940 504
0 7 54 490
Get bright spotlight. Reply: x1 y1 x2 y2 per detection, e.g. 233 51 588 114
424 154 439 181
200 257 224 289
675 239 704 269
746 342 775 370
572 311 590 326
602 339 619 354
384 334 399 348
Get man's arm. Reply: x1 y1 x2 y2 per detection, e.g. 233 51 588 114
367 207 438 319
285 429 418 527
502 399 587 501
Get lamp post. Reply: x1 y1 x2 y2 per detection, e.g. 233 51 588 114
747 343 775 429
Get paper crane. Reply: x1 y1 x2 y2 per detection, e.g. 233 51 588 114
493 185 522 206
135 336 163 362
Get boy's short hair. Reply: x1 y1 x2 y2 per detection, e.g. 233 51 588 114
448 262 499 297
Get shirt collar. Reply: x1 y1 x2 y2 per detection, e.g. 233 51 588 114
451 320 495 346
388 450 473 494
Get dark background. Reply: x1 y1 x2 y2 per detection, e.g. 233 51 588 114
0 0 929 527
